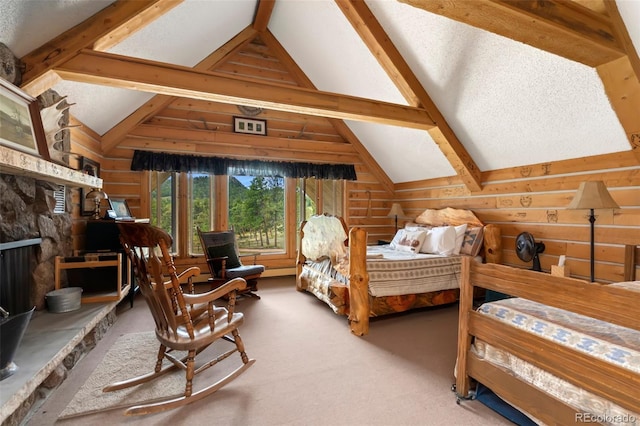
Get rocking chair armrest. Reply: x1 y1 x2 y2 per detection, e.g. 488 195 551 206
177 266 201 282
182 277 247 304
207 255 229 262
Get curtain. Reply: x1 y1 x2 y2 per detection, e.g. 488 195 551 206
130 150 357 180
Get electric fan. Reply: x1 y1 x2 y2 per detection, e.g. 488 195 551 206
515 232 545 272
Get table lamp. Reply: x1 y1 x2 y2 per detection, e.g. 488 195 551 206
85 188 108 220
387 203 406 232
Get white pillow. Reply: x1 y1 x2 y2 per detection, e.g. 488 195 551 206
389 229 405 249
420 226 457 255
453 224 468 255
391 229 427 253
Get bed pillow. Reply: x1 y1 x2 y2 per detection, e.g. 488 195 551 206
460 226 485 257
390 229 427 253
453 224 467 255
404 222 431 232
420 226 457 255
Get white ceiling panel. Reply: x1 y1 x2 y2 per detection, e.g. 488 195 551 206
269 0 407 105
367 0 631 172
108 0 257 67
346 121 456 183
0 0 112 57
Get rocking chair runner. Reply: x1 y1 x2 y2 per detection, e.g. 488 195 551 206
107 222 255 416
197 228 265 298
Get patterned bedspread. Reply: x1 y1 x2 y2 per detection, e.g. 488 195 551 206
322 244 462 297
474 290 640 425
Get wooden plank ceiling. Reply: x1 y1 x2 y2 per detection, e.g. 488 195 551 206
17 0 640 192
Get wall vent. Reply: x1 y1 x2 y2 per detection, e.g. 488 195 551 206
53 185 65 214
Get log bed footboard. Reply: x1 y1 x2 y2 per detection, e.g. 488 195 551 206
455 257 640 424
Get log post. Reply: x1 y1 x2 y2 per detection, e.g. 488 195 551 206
295 220 307 291
455 256 474 398
348 227 369 336
483 224 502 264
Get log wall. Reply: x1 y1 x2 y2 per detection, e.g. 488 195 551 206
393 151 640 283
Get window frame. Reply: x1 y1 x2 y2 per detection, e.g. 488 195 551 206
147 172 343 262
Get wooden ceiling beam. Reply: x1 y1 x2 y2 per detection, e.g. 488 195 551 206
129 124 358 154
604 0 640 82
594 1 640 163
253 0 276 32
19 0 182 96
119 138 360 164
54 49 436 130
597 57 640 162
398 0 625 67
102 25 258 155
260 29 395 193
336 0 482 192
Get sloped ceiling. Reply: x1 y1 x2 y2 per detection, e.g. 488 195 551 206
1 0 638 188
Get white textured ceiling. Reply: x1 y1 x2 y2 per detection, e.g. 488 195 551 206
0 0 638 184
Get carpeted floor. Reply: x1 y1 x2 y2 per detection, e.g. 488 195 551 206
59 332 188 419
28 277 512 426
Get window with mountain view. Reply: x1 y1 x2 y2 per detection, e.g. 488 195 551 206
149 171 343 259
229 175 285 255
150 171 177 249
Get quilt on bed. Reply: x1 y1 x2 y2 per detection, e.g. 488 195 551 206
474 289 640 425
320 245 461 297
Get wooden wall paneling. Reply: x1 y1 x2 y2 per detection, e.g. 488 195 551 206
396 159 639 283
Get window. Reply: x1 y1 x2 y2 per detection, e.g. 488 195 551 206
148 172 344 259
297 177 344 222
189 173 215 254
229 176 285 255
149 171 177 246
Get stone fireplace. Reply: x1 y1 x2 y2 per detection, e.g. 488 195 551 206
0 173 73 312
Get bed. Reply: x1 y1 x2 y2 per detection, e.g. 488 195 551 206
455 256 640 425
296 208 501 336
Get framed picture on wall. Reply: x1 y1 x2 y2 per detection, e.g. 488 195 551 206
233 116 267 136
80 157 101 216
0 78 49 160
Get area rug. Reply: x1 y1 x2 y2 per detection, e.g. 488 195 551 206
59 331 186 419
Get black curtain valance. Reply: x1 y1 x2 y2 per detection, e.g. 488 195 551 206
130 150 357 180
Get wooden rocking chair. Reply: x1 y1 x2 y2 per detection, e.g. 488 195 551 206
106 222 255 416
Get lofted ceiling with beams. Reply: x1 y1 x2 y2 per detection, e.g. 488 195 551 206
1 0 639 191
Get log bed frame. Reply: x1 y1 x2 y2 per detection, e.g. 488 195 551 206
296 208 502 336
455 250 640 424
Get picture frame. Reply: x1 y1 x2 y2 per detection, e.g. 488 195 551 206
108 198 133 220
0 78 50 160
80 157 101 216
233 116 267 136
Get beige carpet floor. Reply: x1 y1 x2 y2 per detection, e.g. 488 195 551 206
28 277 512 426
59 332 188 419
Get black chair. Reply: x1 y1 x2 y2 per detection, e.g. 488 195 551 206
197 228 265 299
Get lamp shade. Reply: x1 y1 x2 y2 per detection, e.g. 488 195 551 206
387 203 405 218
85 188 108 202
567 181 619 210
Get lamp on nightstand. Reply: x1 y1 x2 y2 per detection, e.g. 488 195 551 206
387 203 406 232
567 181 619 282
85 188 108 220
